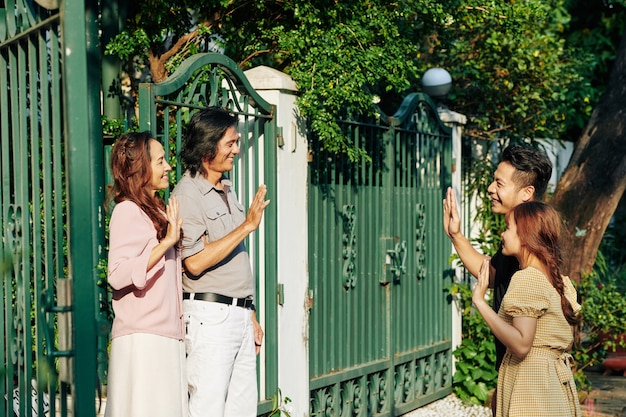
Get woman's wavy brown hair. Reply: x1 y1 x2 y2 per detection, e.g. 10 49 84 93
510 201 580 325
110 131 167 240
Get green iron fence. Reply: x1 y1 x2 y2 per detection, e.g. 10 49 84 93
2 2 457 413
137 52 279 416
308 93 454 416
1 0 104 416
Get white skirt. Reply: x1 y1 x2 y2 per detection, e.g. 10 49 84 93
105 333 187 417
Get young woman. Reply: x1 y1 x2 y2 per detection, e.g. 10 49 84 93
104 131 186 417
472 201 581 417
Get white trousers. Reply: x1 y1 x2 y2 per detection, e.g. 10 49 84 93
184 300 257 417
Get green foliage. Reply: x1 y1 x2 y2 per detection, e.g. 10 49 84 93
595 212 626 269
571 251 626 374
102 115 131 138
565 0 626 86
448 282 498 406
96 212 114 345
267 389 292 416
106 0 448 161
561 203 626 390
570 210 626 387
424 0 597 142
562 0 626 137
104 0 622 160
462 145 504 256
102 0 598 161
272 1 442 160
102 0 621 159
105 29 151 62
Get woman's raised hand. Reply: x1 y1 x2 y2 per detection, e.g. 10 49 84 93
472 258 490 306
164 196 183 248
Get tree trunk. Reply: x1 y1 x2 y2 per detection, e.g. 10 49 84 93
550 30 626 284
149 29 202 83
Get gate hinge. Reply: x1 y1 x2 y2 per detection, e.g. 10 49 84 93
277 283 285 306
276 126 284 148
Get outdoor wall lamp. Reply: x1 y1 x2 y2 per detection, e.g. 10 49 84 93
421 68 452 98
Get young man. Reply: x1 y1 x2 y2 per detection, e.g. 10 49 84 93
172 107 270 417
443 144 552 412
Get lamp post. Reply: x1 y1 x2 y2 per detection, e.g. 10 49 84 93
421 68 452 99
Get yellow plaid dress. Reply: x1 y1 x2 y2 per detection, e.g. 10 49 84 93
496 267 582 417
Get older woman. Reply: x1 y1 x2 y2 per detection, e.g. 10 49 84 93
104 131 186 417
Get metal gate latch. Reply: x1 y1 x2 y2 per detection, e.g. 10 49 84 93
386 240 407 282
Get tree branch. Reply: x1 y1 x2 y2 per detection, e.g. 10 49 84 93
149 29 201 83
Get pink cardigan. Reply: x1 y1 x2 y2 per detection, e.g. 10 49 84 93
107 200 184 340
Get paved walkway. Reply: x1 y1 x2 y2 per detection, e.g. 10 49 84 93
91 370 626 417
400 369 626 417
582 370 626 417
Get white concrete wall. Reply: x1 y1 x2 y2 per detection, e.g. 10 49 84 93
536 138 574 195
245 66 309 417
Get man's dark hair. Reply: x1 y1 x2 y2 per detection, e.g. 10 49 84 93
501 144 553 200
181 107 238 177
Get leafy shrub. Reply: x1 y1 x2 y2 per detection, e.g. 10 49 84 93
448 282 498 405
571 251 626 386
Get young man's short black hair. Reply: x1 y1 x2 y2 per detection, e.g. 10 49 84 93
501 144 553 200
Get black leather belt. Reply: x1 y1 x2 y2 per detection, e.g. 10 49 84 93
183 292 254 309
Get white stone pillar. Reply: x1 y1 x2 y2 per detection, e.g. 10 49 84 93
245 66 309 417
438 107 467 373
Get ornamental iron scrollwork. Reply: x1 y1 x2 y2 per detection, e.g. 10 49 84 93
0 0 55 43
423 355 434 395
394 362 413 404
437 350 452 388
169 65 242 112
411 101 439 133
415 357 426 396
368 370 388 414
340 378 365 415
7 204 25 369
149 54 272 118
310 386 335 417
392 348 452 408
341 204 357 290
415 203 427 280
310 370 388 416
6 204 24 258
309 362 451 415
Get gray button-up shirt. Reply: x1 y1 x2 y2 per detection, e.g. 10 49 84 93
172 171 254 299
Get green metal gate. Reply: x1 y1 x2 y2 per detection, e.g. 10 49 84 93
137 52 279 416
308 93 454 416
1 0 104 416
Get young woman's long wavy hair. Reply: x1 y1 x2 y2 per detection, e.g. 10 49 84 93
110 131 168 240
511 201 580 325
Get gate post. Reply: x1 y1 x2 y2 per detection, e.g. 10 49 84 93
438 108 467 372
62 0 105 414
245 66 309 417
